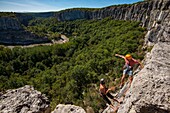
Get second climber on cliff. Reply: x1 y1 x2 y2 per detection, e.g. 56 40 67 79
99 78 120 111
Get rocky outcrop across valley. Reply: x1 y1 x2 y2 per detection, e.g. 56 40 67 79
0 16 50 45
55 0 169 29
0 17 22 30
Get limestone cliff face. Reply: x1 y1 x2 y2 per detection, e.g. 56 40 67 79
55 0 169 29
55 9 92 21
0 16 50 45
0 30 50 45
16 12 55 26
117 42 170 113
0 17 22 30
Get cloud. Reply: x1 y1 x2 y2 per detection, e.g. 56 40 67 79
0 0 31 7
0 0 61 12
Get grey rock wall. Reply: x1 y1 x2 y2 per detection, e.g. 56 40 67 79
0 85 50 113
55 0 169 26
117 42 170 113
0 17 50 45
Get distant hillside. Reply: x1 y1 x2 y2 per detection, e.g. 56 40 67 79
1 1 149 45
0 0 168 45
0 12 51 45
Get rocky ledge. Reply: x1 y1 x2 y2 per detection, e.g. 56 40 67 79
0 85 50 113
51 104 86 113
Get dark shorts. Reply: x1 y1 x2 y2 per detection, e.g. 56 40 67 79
102 92 113 105
123 65 133 76
123 68 133 76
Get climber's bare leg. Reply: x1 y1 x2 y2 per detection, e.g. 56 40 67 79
120 74 126 88
113 98 120 104
128 76 133 88
110 104 119 112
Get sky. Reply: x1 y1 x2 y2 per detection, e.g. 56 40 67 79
0 0 143 12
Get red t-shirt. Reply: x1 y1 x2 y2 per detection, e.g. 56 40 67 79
124 58 139 67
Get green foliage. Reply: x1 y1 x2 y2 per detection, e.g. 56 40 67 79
27 17 59 37
0 12 16 17
0 18 146 112
56 8 100 14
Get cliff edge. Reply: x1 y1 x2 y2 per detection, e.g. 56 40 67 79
117 42 170 113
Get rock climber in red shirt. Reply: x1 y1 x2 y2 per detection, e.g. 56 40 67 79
115 54 143 88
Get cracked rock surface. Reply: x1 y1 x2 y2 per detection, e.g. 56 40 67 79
0 85 50 113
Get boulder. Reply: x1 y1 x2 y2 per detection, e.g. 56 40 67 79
0 85 50 113
51 104 86 113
